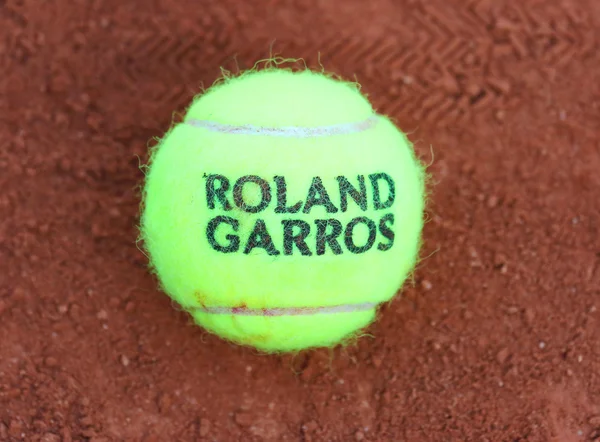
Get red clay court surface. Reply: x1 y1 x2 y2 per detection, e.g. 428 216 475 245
1 1 599 441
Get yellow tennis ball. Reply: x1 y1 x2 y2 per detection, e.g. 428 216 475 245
140 67 425 352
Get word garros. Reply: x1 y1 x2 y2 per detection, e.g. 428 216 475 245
204 173 397 256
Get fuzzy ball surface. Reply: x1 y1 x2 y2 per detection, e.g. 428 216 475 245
141 68 425 352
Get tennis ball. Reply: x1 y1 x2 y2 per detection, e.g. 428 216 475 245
140 66 425 353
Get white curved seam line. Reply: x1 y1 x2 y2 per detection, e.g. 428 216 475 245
185 114 379 138
190 302 378 316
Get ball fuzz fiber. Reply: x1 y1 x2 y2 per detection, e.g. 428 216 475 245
140 66 425 352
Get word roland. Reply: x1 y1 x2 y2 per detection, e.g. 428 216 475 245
204 173 397 256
